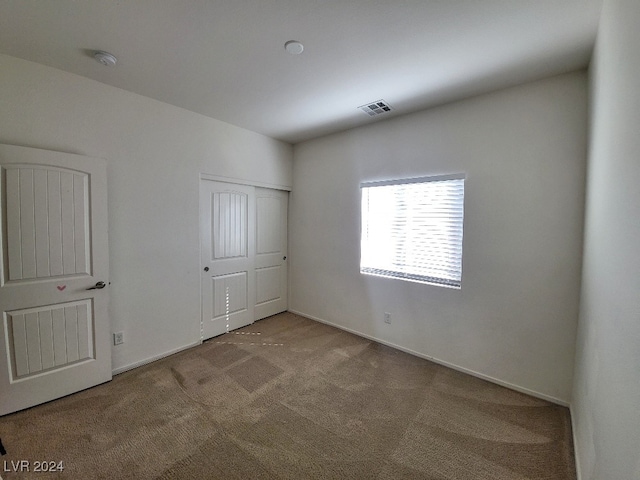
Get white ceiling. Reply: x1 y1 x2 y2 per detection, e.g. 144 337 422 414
0 0 602 144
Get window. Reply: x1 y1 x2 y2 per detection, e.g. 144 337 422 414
360 174 465 288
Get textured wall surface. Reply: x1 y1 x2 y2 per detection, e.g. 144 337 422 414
571 0 640 477
0 54 293 372
290 72 588 404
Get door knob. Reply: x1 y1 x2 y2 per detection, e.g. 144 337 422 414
204 267 209 272
86 281 106 290
283 256 287 260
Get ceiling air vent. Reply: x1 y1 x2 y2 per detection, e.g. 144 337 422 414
358 100 392 117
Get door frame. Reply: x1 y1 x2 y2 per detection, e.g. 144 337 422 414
199 174 290 340
200 174 291 193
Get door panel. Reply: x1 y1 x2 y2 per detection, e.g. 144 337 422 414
254 188 288 320
7 300 94 380
6 167 90 281
213 191 248 260
201 182 254 339
256 266 282 304
256 195 282 254
0 144 111 416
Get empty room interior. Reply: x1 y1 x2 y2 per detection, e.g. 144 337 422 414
0 0 638 479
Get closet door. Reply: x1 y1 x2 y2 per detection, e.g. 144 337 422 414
200 180 288 340
200 181 255 339
254 187 288 320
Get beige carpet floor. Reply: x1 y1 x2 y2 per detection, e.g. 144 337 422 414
0 312 576 479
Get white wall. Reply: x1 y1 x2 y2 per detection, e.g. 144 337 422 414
0 54 293 372
290 72 588 403
571 0 640 477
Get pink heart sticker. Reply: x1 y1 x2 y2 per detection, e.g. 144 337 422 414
57 285 66 291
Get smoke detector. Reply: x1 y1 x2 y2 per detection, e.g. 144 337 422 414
284 40 304 55
358 100 392 117
94 51 117 66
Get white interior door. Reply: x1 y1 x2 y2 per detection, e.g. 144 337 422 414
0 144 111 416
201 181 255 339
254 187 288 320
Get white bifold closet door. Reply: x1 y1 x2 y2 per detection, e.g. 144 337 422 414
200 180 288 340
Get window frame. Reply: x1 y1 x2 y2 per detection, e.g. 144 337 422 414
359 173 465 289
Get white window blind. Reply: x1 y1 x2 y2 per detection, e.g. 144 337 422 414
360 174 465 288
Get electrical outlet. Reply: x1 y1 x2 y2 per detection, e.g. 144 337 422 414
384 312 391 324
113 332 124 345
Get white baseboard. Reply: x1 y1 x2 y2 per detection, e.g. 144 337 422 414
288 309 569 407
112 341 201 376
570 403 582 480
